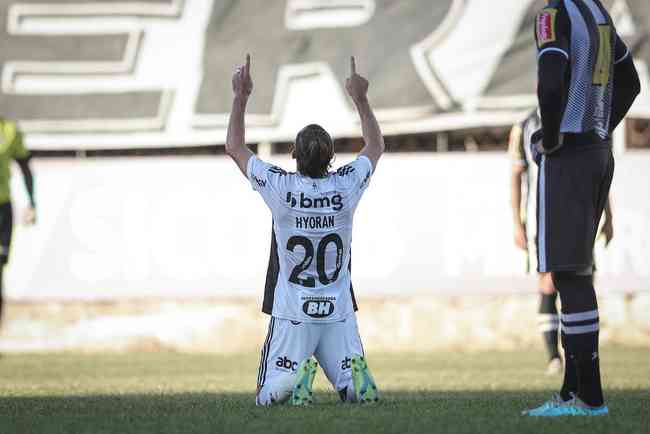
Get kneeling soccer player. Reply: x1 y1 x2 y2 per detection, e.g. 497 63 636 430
225 55 384 406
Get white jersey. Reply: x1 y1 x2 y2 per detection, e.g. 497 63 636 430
247 155 373 323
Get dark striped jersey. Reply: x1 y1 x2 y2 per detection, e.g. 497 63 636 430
535 0 630 140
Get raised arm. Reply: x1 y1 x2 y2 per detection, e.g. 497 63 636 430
225 54 255 177
346 56 385 171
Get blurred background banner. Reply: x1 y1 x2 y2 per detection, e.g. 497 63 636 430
7 153 650 301
1 0 649 150
1 0 650 352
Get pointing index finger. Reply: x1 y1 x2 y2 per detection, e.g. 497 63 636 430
245 54 251 75
350 56 356 75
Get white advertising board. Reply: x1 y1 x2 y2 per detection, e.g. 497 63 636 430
6 152 650 300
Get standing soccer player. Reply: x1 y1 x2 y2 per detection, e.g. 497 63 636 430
225 55 384 406
509 109 562 375
523 0 640 416
509 110 614 377
0 117 36 329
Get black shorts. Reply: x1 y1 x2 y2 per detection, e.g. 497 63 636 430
537 146 614 273
0 202 13 265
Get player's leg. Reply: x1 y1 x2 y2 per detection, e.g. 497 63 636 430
554 270 604 406
537 272 561 374
554 262 596 394
0 202 13 330
523 149 613 416
255 318 318 406
0 265 4 328
315 313 378 403
556 150 613 410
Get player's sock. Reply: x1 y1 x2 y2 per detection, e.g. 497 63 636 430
338 382 356 403
560 333 578 401
554 272 604 407
538 292 560 361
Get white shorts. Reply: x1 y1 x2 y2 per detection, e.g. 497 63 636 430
256 313 364 398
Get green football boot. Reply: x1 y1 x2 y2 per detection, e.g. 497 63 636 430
351 355 379 403
290 358 318 406
523 393 609 417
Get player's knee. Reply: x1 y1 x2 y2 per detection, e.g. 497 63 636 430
255 385 289 406
552 271 593 296
539 273 556 294
553 271 598 329
255 375 294 406
255 390 273 406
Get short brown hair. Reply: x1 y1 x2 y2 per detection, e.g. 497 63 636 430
293 124 334 178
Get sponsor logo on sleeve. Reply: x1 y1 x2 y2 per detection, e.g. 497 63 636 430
252 175 267 188
337 165 355 177
268 166 288 176
360 171 370 188
536 9 557 47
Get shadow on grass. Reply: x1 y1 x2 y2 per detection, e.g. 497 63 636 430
1 390 648 434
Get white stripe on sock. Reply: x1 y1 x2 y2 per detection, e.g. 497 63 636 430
537 314 559 323
561 310 599 322
539 323 560 332
562 323 600 335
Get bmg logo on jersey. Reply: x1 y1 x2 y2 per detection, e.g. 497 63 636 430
302 300 335 318
275 356 298 372
286 192 343 211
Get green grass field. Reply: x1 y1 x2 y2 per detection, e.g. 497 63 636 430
1 348 648 434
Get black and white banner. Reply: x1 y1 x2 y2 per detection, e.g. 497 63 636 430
1 0 649 149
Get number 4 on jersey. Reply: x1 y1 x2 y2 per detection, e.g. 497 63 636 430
593 25 612 86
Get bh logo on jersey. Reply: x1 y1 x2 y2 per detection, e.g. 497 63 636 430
340 357 352 371
276 356 298 372
302 300 335 318
286 192 343 211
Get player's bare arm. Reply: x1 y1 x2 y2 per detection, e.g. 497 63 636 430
346 56 385 171
225 54 255 176
16 158 36 225
508 124 527 251
510 163 527 251
601 196 614 247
